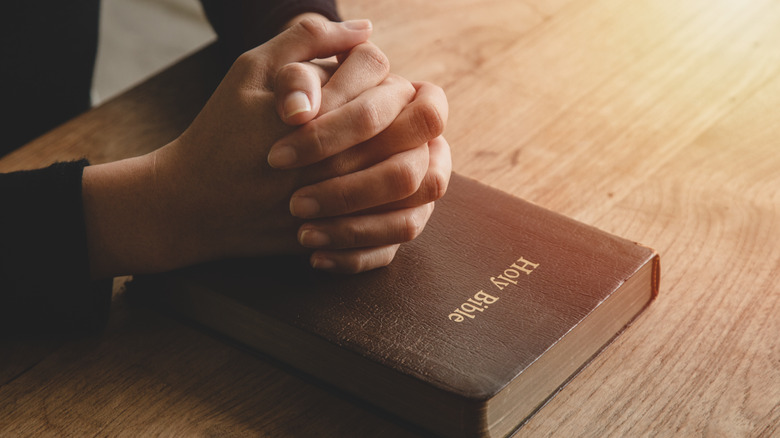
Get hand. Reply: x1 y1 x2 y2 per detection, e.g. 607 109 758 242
268 29 451 272
298 134 451 273
82 18 450 277
274 74 451 272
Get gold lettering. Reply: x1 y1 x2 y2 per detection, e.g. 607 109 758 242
503 269 520 279
453 308 476 319
461 302 485 313
474 291 499 304
512 257 539 275
466 298 485 307
491 277 510 290
449 257 538 322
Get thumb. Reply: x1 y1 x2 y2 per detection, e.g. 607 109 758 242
259 18 372 70
275 61 334 125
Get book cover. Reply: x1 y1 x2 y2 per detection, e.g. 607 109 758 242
133 173 660 437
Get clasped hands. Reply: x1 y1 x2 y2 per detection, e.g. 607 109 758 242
83 18 450 278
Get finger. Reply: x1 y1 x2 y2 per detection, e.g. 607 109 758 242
268 74 415 169
258 19 373 69
386 82 449 150
379 81 449 150
363 135 452 212
298 203 434 250
289 144 429 219
275 61 333 125
310 244 400 273
320 42 390 114
313 81 448 175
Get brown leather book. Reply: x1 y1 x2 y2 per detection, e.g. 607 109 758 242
133 173 660 437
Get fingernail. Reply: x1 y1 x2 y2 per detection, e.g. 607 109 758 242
284 91 311 119
268 145 297 168
343 19 372 31
299 229 331 247
290 196 320 218
312 256 336 270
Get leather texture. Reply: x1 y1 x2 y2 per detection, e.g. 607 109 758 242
134 173 658 433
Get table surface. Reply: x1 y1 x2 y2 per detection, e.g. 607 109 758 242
1 0 778 436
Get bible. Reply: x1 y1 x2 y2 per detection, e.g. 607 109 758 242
133 173 660 437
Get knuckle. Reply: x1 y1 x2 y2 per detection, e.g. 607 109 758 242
390 160 423 198
354 100 384 136
325 153 354 177
305 120 330 158
382 74 416 105
233 51 259 73
389 74 416 98
342 220 364 247
378 246 399 267
412 102 445 140
338 186 358 213
382 73 402 85
356 43 390 77
341 256 365 274
420 80 447 99
320 137 367 176
338 246 398 274
277 62 308 81
297 17 329 41
233 51 273 86
424 168 449 202
423 81 446 99
401 211 426 241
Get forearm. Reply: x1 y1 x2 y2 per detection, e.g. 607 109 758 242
83 154 156 278
81 149 193 279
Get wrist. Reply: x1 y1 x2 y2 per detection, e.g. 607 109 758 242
82 150 183 279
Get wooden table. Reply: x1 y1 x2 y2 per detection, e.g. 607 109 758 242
2 0 778 436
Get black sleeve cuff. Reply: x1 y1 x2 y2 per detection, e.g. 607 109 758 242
0 160 112 334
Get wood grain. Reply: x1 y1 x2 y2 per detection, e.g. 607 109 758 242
1 0 779 436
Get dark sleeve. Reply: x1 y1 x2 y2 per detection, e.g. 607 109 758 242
0 161 112 335
0 1 100 154
199 0 341 64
